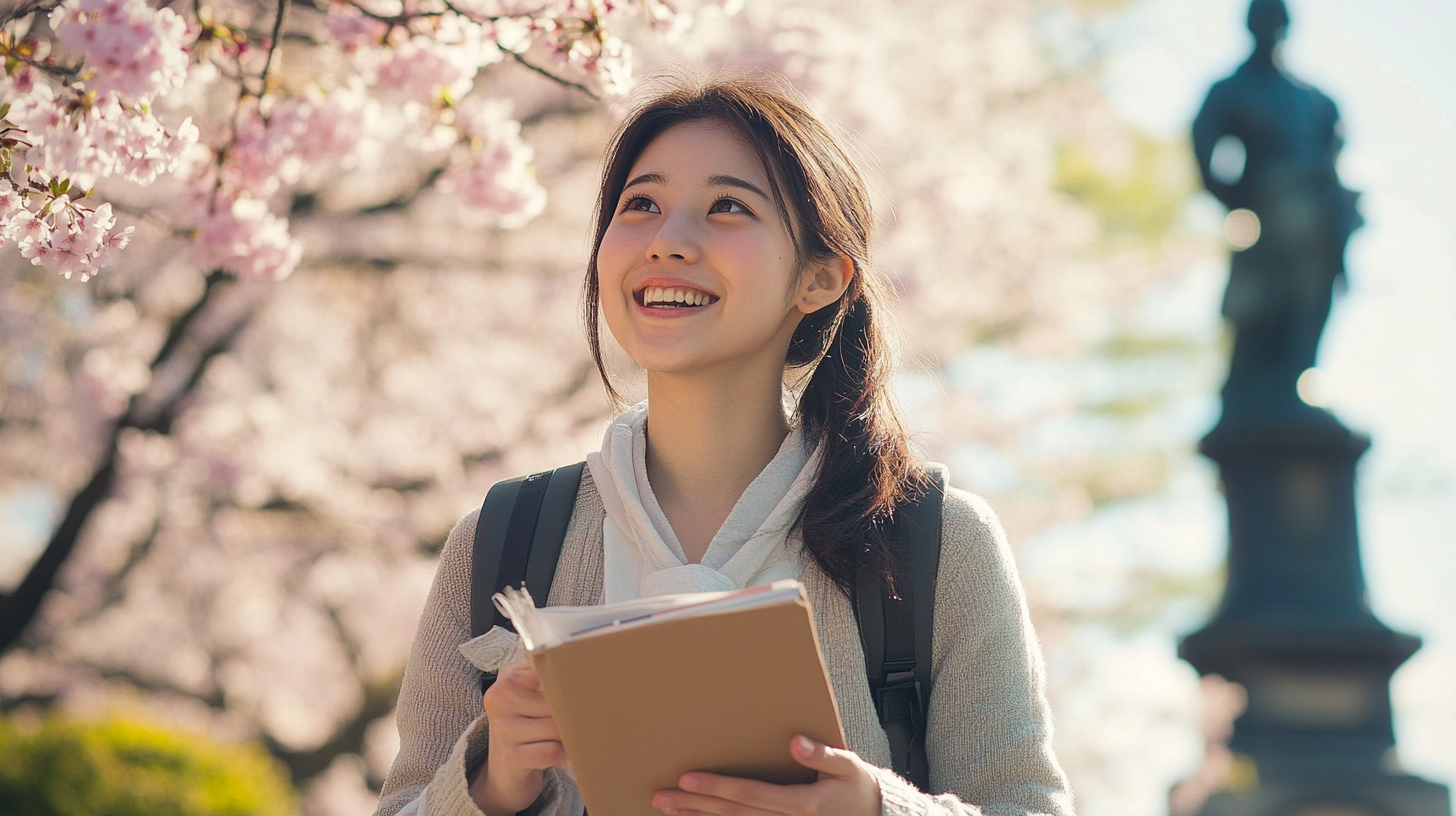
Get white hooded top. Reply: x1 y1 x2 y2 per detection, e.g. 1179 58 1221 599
585 402 821 603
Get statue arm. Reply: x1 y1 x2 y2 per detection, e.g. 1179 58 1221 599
1192 88 1237 208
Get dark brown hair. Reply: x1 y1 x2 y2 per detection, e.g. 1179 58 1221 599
582 73 926 593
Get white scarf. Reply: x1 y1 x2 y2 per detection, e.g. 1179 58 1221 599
586 402 820 603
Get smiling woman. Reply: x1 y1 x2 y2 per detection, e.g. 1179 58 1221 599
373 74 1074 816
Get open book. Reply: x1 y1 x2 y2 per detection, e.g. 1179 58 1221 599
494 580 846 816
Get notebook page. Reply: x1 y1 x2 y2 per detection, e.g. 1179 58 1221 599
495 581 804 651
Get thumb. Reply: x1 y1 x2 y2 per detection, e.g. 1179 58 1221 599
501 660 542 691
789 735 858 778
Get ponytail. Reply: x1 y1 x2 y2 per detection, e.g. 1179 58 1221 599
792 273 924 592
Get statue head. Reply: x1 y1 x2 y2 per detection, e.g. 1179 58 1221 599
1247 0 1290 50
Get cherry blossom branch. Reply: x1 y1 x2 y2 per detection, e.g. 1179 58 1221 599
0 0 681 658
338 0 601 99
0 271 250 656
0 440 117 653
0 691 60 711
96 664 228 709
355 166 446 215
499 45 599 100
262 669 403 787
332 1 446 29
254 0 289 96
63 512 163 628
0 0 62 28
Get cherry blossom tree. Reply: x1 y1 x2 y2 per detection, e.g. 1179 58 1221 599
0 0 713 653
0 0 1221 812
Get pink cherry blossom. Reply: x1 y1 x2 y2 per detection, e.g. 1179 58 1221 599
5 82 66 132
2 197 138 280
50 0 190 105
218 89 370 199
438 99 546 227
0 187 22 213
374 34 491 102
8 209 52 248
2 0 690 279
190 197 303 281
87 225 134 269
326 3 390 53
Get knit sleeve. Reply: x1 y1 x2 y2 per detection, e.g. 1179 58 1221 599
891 487 1072 816
372 510 584 816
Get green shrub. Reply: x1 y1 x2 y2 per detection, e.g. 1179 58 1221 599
0 713 298 816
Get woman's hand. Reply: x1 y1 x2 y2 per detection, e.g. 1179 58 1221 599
469 660 567 816
652 735 881 816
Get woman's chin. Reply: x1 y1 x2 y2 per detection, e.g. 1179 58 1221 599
637 358 714 380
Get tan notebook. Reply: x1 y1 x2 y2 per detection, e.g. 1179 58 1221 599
494 581 846 816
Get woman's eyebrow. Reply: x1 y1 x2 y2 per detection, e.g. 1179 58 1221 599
623 172 666 190
706 174 770 200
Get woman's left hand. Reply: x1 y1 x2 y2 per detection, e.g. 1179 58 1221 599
652 734 881 816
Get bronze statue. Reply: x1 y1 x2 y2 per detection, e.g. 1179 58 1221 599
1177 5 1451 816
1192 0 1362 422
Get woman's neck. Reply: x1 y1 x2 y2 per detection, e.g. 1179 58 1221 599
642 368 790 565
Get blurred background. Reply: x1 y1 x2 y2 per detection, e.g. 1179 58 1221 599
0 0 1451 814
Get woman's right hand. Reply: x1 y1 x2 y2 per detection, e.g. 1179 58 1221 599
469 659 567 816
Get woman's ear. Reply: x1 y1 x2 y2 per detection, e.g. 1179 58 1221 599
795 254 853 314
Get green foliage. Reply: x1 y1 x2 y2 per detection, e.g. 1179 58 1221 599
1063 0 1137 12
0 713 298 816
1055 135 1196 243
1103 568 1224 637
1095 331 1209 360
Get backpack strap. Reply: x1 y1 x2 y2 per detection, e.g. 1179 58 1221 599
856 465 945 792
470 462 586 691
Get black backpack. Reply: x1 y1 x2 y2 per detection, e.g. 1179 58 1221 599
468 462 944 791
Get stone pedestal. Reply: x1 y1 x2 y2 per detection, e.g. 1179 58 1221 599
1178 413 1450 816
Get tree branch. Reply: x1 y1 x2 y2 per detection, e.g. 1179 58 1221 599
353 166 447 216
499 46 599 101
0 691 59 712
0 0 62 29
147 271 227 371
255 0 290 97
96 665 228 710
0 272 252 657
0 450 117 653
64 512 164 629
263 669 403 787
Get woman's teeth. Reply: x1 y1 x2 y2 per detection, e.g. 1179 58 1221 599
641 286 714 307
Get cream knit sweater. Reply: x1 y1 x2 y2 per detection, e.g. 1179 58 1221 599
374 470 1073 816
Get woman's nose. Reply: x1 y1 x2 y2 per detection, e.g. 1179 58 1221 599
646 210 699 263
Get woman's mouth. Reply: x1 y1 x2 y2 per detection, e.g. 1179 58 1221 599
634 285 719 309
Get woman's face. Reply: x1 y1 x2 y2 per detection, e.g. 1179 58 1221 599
596 121 837 381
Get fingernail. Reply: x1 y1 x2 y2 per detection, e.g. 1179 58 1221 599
653 793 674 810
680 774 700 791
796 734 815 752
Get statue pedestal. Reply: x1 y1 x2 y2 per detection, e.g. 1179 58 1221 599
1178 413 1451 816
1196 773 1452 816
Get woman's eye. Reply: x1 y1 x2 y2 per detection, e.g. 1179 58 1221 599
621 196 659 214
709 198 750 215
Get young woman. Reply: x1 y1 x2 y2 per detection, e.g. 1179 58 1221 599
374 75 1073 816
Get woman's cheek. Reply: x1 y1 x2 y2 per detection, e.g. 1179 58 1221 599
595 233 629 289
595 236 636 310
